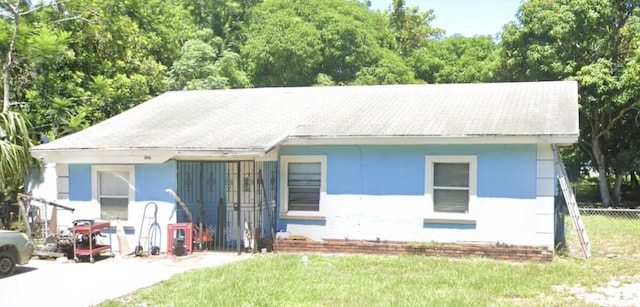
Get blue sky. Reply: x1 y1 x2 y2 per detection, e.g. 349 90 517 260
368 0 523 37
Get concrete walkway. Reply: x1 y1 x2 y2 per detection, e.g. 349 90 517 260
0 252 251 307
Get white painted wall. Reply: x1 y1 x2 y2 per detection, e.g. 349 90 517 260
283 194 554 248
535 144 555 247
25 163 59 203
23 163 66 230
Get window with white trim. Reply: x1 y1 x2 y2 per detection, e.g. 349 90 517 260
425 156 477 215
280 156 326 213
92 166 135 220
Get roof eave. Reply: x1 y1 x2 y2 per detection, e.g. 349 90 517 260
283 134 579 146
173 149 268 161
30 148 178 164
30 147 272 164
29 134 579 164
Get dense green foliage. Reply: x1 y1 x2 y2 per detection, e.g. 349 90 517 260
411 35 499 83
0 0 639 206
242 0 414 86
502 0 640 206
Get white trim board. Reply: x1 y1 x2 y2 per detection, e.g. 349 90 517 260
284 135 577 146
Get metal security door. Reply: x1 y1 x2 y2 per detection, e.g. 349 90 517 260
176 161 277 253
176 161 226 250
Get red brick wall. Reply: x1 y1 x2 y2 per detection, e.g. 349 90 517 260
274 239 553 262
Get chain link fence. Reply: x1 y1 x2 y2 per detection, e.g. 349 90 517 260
563 208 640 259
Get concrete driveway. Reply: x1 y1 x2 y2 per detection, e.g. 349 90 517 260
0 252 251 307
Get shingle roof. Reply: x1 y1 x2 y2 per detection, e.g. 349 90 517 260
31 81 578 156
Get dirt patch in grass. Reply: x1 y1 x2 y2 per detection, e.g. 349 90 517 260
554 275 640 306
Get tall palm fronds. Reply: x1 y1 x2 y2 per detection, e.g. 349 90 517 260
0 111 33 186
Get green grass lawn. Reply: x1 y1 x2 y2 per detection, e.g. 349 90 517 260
102 254 640 306
101 209 640 307
577 214 640 256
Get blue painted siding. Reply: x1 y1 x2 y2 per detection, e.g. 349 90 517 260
278 219 327 229
360 147 425 195
136 161 176 202
423 223 477 230
280 144 537 199
68 162 179 202
476 145 537 198
69 164 91 201
280 146 424 195
325 146 363 194
260 161 279 205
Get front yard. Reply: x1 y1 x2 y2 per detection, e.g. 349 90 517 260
102 253 640 306
99 208 640 306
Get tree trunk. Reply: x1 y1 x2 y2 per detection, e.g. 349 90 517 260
591 139 612 207
2 27 15 113
631 171 638 189
612 168 625 206
2 2 20 113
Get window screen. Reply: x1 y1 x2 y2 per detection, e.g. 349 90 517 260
433 163 469 213
99 171 130 220
288 162 321 211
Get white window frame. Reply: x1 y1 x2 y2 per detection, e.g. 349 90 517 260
91 165 135 221
425 156 477 220
279 155 327 216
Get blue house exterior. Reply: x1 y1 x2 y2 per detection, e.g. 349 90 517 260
29 82 578 254
276 143 553 246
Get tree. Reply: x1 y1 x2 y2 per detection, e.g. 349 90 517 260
1 0 200 202
411 35 499 83
0 0 45 204
386 0 442 56
179 0 262 52
19 0 198 139
1 0 69 113
500 0 640 207
352 49 418 85
242 0 414 86
165 33 251 90
605 108 640 203
0 111 32 197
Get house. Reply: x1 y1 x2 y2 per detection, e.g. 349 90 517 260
28 81 578 257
